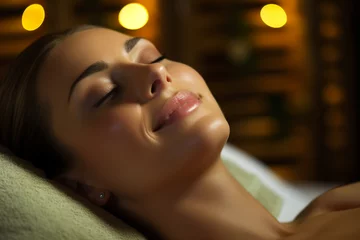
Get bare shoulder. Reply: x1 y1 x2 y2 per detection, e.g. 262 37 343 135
281 208 360 240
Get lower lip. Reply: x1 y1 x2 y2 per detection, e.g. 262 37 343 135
158 96 201 131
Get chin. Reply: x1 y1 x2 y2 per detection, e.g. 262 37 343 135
192 115 230 156
159 114 229 187
177 114 230 171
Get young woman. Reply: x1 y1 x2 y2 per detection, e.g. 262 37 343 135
1 25 360 240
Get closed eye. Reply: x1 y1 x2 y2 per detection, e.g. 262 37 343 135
150 55 166 64
93 85 120 108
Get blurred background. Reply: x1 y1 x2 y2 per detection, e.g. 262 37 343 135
0 0 358 183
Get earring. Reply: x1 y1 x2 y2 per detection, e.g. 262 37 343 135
99 192 105 199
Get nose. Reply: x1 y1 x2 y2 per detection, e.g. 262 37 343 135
145 63 170 99
123 63 171 103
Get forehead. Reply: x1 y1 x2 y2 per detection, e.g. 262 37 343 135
43 28 130 75
37 28 130 106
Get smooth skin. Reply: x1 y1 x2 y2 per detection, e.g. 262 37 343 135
36 27 360 240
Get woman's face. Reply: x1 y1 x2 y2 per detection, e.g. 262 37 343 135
37 28 229 199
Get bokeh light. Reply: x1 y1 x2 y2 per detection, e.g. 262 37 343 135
322 83 344 106
22 4 45 31
118 3 149 30
260 4 287 28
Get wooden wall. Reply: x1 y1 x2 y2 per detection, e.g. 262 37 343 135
305 0 358 182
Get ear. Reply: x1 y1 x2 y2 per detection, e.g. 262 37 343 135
54 175 111 207
77 182 111 207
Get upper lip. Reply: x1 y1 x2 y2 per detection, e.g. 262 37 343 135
153 90 200 132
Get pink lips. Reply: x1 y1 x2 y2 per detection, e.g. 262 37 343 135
154 91 201 132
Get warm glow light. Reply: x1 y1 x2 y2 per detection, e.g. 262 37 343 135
22 4 45 31
260 4 287 28
118 3 149 30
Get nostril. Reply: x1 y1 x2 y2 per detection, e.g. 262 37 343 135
151 79 161 94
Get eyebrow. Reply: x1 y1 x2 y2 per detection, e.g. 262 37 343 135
67 37 142 103
125 37 142 53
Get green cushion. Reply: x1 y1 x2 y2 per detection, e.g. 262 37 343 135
223 160 283 218
0 148 145 240
0 147 282 240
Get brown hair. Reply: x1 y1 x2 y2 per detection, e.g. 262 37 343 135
0 25 97 179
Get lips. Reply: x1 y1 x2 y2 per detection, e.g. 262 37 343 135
153 91 201 132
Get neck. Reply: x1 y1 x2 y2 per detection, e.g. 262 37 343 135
112 159 291 240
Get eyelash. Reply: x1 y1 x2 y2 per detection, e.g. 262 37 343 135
150 55 166 64
93 85 120 108
93 54 166 108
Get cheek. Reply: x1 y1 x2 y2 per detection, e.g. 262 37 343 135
168 63 204 86
80 108 144 172
80 107 164 195
93 105 139 131
84 106 143 154
91 112 129 135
